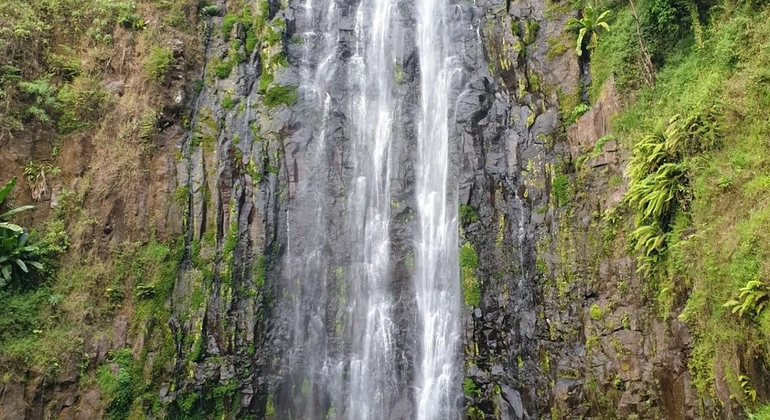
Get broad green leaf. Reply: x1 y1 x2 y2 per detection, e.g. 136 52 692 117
15 259 28 273
0 205 35 220
0 177 17 204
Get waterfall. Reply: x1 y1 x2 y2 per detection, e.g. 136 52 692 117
284 0 462 415
345 0 399 417
414 0 462 417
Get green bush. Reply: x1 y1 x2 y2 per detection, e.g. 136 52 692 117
463 377 481 397
460 243 481 307
200 5 221 17
0 178 43 288
214 59 235 79
222 13 239 39
551 172 570 208
263 85 297 109
589 304 604 321
144 46 174 83
55 77 107 135
459 205 478 224
624 109 721 276
97 348 138 420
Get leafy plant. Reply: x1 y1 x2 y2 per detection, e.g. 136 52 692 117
18 76 58 123
566 6 611 57
97 348 138 420
0 178 43 287
567 102 590 123
723 279 769 318
23 162 58 202
144 46 174 83
624 108 721 276
263 85 297 109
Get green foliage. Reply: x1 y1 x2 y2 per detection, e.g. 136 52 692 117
222 13 239 39
459 204 479 224
750 404 770 419
589 304 604 321
145 46 174 83
263 85 297 109
460 243 481 307
213 59 235 79
588 8 644 99
566 102 590 123
258 73 274 93
463 377 481 397
0 178 44 287
551 169 570 208
566 6 611 57
460 243 479 270
55 77 108 135
595 3 770 408
624 108 721 276
97 348 138 420
222 94 235 110
200 5 221 17
18 76 58 123
592 134 616 155
723 279 769 318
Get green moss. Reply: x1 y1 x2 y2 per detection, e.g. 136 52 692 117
258 73 274 93
222 94 235 110
459 204 478 224
253 255 266 287
463 377 480 397
546 41 568 61
551 171 570 208
264 85 297 109
222 13 239 39
460 243 479 270
589 304 603 321
460 243 481 307
213 59 235 79
96 348 138 420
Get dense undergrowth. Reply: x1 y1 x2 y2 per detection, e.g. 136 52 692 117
0 0 202 417
583 0 770 414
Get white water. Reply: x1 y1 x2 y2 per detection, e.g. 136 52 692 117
345 0 399 417
414 0 463 417
288 0 463 416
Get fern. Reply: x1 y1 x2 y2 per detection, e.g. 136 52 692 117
723 278 769 318
624 107 722 277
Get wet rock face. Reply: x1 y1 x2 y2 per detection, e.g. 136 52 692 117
0 0 690 418
170 0 575 416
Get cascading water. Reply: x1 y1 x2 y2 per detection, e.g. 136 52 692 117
414 0 463 418
284 0 463 415
345 0 399 417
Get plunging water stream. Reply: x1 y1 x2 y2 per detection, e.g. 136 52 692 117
285 0 463 416
414 0 463 417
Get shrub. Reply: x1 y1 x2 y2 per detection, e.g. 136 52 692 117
0 178 43 288
200 5 221 17
263 85 297 109
566 6 610 57
55 77 108 135
459 204 479 224
214 59 235 79
96 348 138 420
144 46 174 83
222 13 239 39
589 304 604 321
460 243 481 307
624 108 721 276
